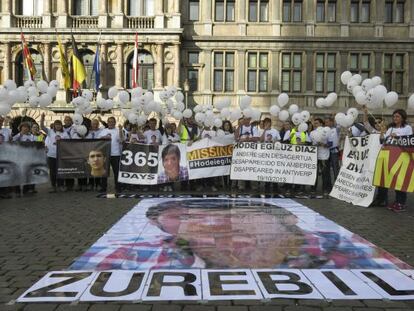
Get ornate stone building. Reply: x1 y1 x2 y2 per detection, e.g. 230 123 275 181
1 0 414 115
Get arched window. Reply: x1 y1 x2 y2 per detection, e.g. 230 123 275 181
15 49 43 86
127 50 154 90
78 49 96 89
17 0 43 15
73 0 98 15
128 0 154 16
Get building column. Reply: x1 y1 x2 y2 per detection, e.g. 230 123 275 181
154 0 164 28
236 49 246 92
56 1 68 28
304 1 315 37
43 43 52 81
340 0 350 37
115 43 124 88
113 0 124 28
3 42 11 81
271 0 281 36
201 0 212 35
173 43 180 88
203 49 212 105
1 0 12 27
238 0 246 35
155 44 164 88
98 0 109 28
42 0 52 28
101 43 108 90
270 50 280 105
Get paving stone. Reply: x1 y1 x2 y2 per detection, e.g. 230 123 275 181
217 307 249 311
248 306 283 311
182 306 215 311
23 303 59 311
55 304 91 311
152 305 182 311
87 304 121 311
265 299 295 306
320 308 352 311
330 301 365 307
363 301 410 309
297 300 330 307
284 307 321 311
120 305 152 311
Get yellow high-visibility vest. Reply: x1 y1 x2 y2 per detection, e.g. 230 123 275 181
289 128 306 145
180 125 189 142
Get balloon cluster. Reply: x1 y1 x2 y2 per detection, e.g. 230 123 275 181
0 79 57 116
269 93 311 132
309 126 333 144
315 92 338 108
334 107 359 128
340 71 398 109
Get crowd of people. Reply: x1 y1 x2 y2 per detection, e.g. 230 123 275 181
0 108 412 211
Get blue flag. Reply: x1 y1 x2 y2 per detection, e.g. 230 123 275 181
92 43 100 91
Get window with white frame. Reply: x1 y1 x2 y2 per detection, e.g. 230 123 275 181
283 0 302 22
21 0 43 16
316 0 336 22
189 0 200 21
384 54 404 94
74 0 98 15
385 0 404 23
248 0 269 22
350 0 370 23
215 0 235 21
350 53 371 79
315 53 336 93
213 51 235 92
128 0 155 16
281 52 302 92
247 52 268 92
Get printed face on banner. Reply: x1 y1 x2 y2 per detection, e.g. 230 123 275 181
157 143 189 184
0 142 48 187
70 198 410 271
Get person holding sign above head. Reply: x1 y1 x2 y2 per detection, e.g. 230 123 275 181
372 109 412 212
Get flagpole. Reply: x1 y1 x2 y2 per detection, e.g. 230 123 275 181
89 31 102 92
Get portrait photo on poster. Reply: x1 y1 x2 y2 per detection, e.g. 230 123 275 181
0 142 48 187
157 143 189 184
57 139 111 178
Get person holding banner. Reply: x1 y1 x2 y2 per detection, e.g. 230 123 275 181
260 118 281 143
100 117 125 193
144 118 162 145
325 116 340 181
372 109 412 212
235 116 260 142
162 123 180 144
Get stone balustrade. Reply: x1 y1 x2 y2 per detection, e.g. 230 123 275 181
14 16 43 29
127 16 155 29
71 16 99 29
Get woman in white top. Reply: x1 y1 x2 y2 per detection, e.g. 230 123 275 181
373 109 413 212
162 123 180 144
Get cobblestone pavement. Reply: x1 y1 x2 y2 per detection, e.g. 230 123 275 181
1 183 414 311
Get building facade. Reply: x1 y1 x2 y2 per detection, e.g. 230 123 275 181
0 0 414 116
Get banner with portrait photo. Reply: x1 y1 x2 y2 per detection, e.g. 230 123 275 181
118 143 160 185
57 139 111 179
157 143 189 184
373 135 414 192
187 137 234 179
0 142 48 187
330 134 381 207
230 142 318 185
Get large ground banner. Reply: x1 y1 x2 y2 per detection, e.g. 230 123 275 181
373 135 414 192
187 137 234 179
18 198 414 302
330 134 381 207
57 139 111 179
0 142 48 187
230 142 317 185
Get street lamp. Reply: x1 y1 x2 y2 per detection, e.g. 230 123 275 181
183 79 190 109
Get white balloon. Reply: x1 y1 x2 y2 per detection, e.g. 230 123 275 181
205 110 214 118
335 113 346 125
73 113 84 126
39 94 52 107
175 91 184 102
183 108 193 119
72 96 85 107
216 129 225 137
355 91 367 106
0 102 11 115
347 108 359 120
118 90 130 104
195 112 206 123
240 95 252 110
37 80 48 93
128 113 138 124
384 91 398 107
96 98 106 109
362 79 374 92
315 98 327 108
326 93 337 106
344 114 355 127
408 94 414 111
176 102 185 112
167 85 177 96
49 80 59 89
269 105 280 117
340 71 353 85
222 98 231 108
4 80 17 91
230 109 242 122
372 85 387 104
298 122 308 133
47 86 58 98
243 107 253 118
352 85 363 97
351 74 362 85
27 86 38 97
288 104 299 115
277 93 289 107
24 80 35 88
75 125 87 137
371 76 382 86
214 118 223 128
82 90 94 102
173 110 183 120
278 110 289 121
131 87 143 98
251 109 261 121
137 115 147 126
300 110 310 122
347 79 358 93
220 107 231 119
291 112 302 126
16 87 28 103
28 96 40 108
105 99 114 110
108 86 118 99
144 91 154 102
7 90 19 105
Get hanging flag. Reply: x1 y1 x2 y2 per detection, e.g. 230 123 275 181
132 32 139 88
91 35 101 92
20 32 37 81
57 35 71 90
71 35 86 95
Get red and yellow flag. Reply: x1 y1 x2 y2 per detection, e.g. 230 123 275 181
20 32 37 80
